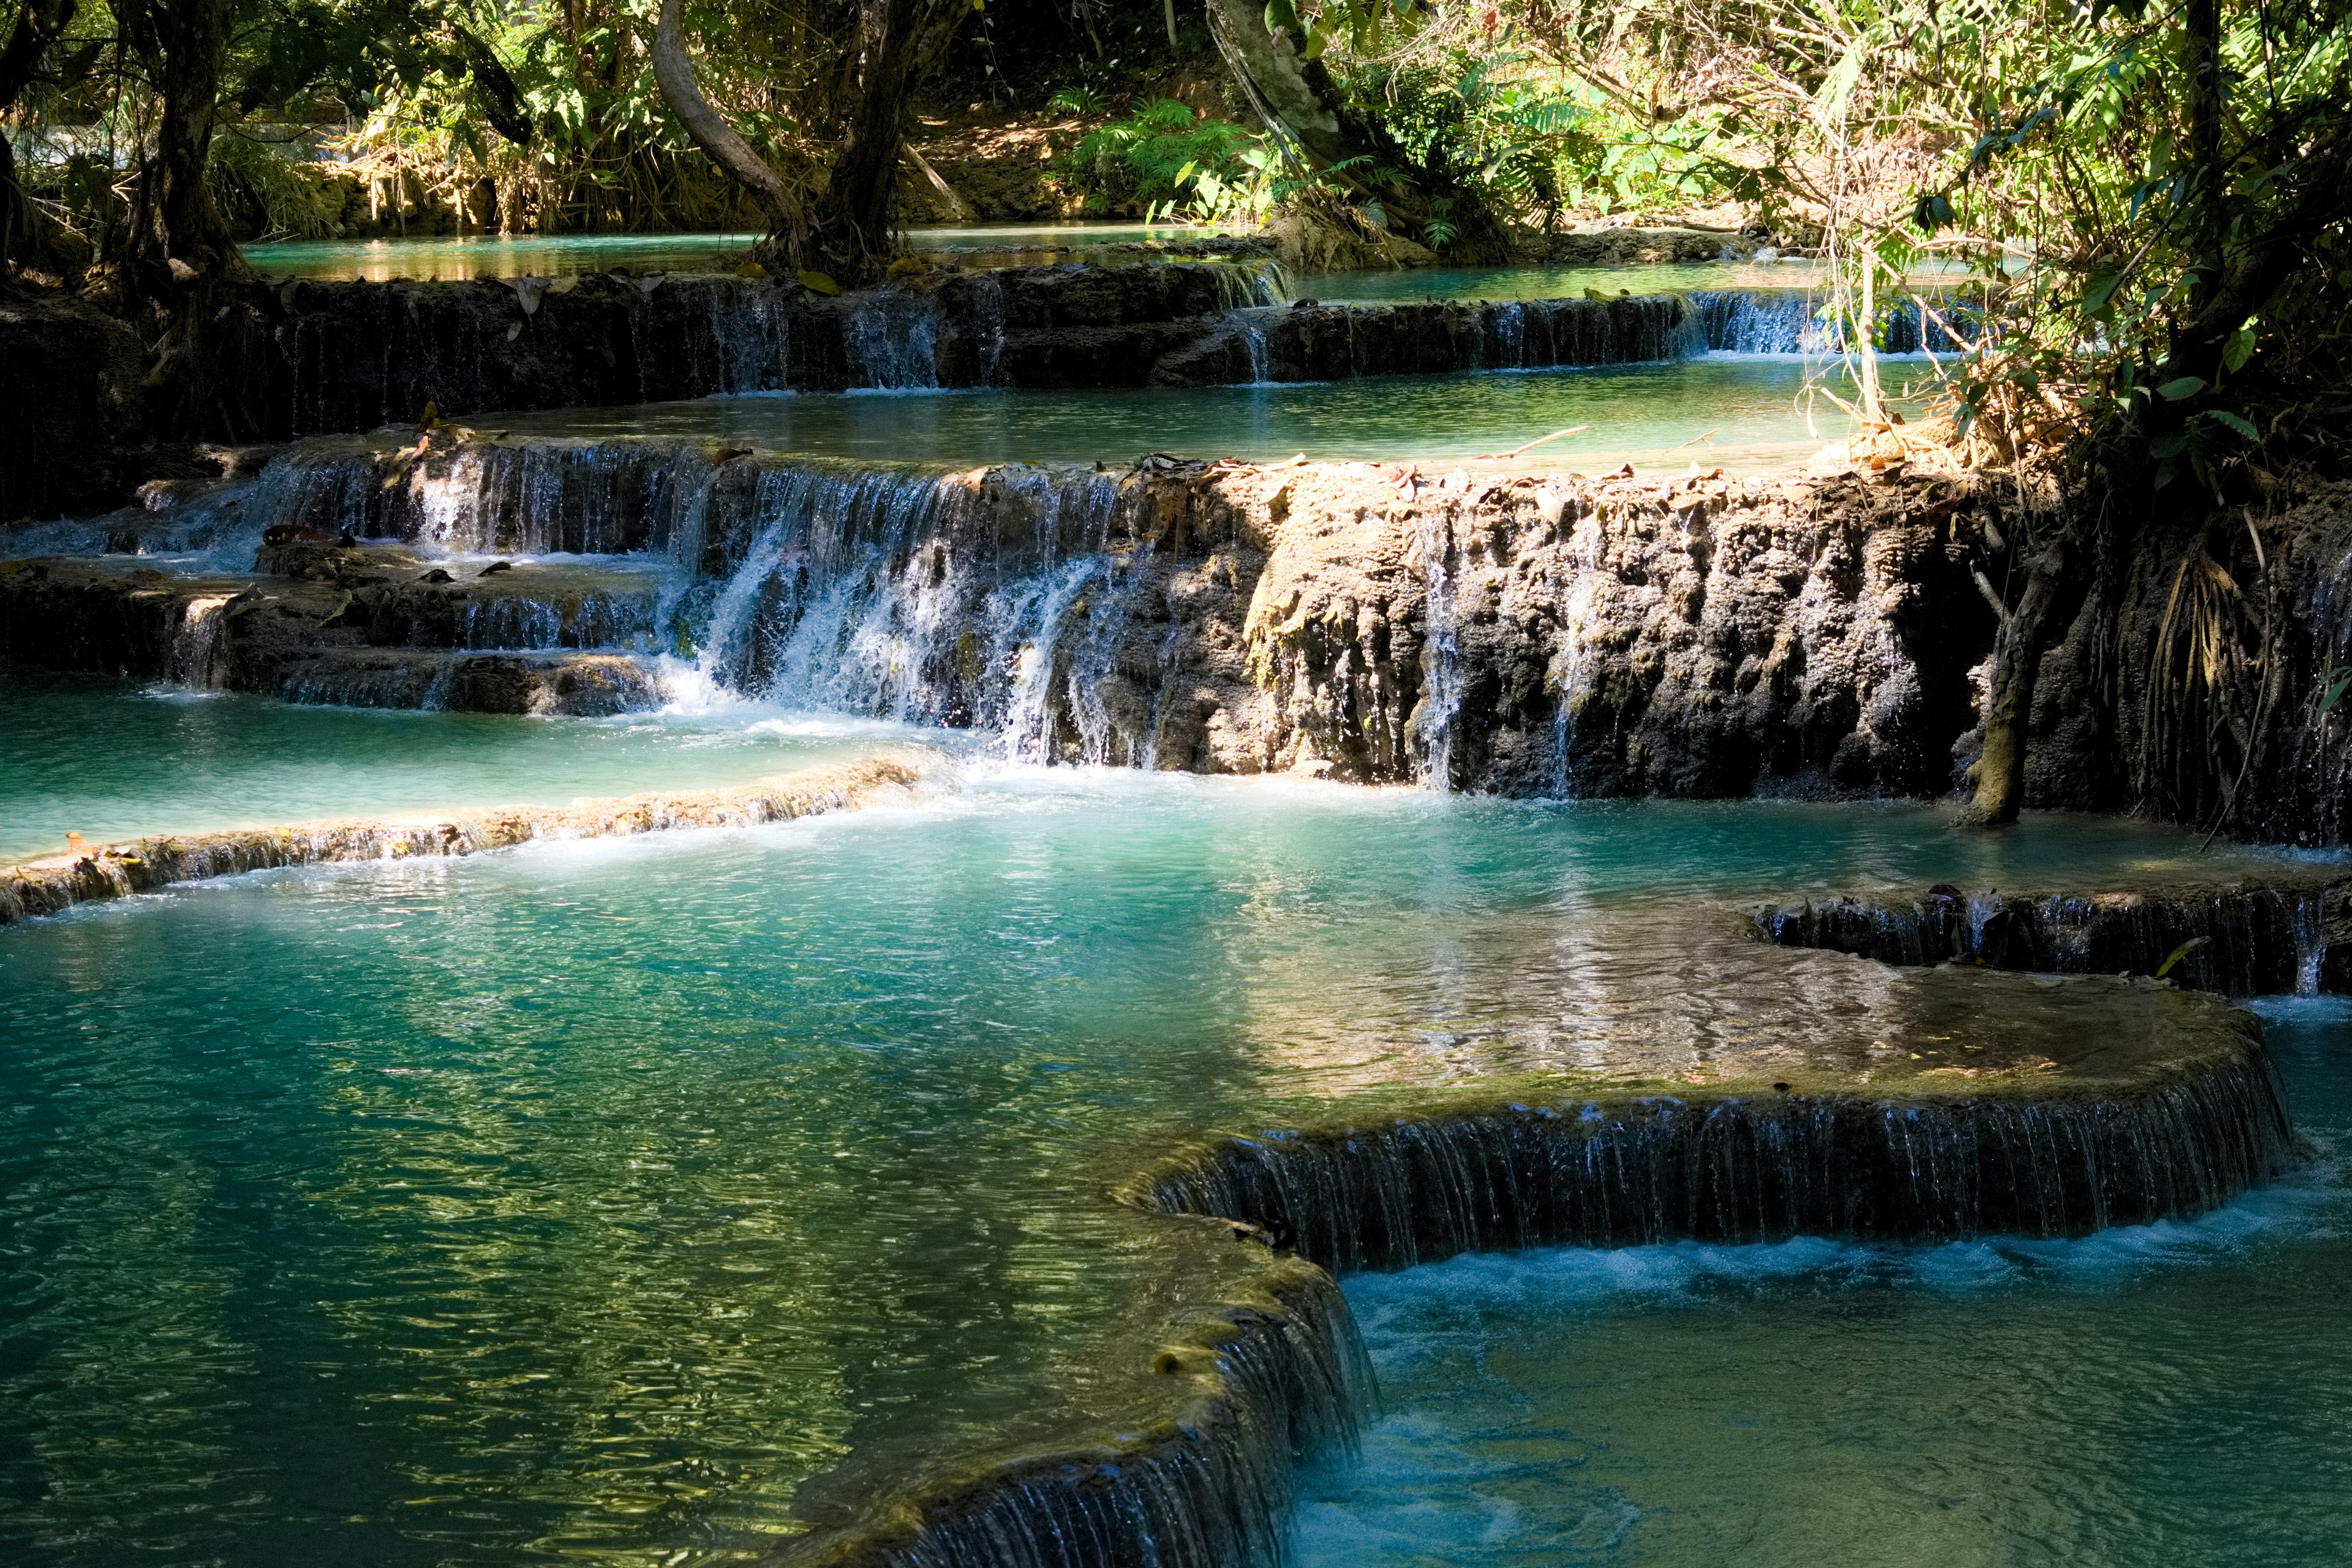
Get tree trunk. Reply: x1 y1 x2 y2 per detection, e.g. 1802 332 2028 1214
653 0 960 285
652 0 802 241
0 0 79 273
1967 548 2065 824
117 0 254 437
124 0 246 301
805 0 960 283
1203 0 1352 165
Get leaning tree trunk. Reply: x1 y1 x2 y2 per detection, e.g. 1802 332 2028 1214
652 0 804 245
1202 0 1356 168
654 0 959 285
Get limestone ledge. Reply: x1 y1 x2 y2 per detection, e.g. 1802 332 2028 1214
0 752 933 926
1757 876 2352 995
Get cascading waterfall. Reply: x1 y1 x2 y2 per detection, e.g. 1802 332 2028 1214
169 595 238 687
1761 882 2346 996
845 286 945 390
1414 511 1463 791
2294 892 2328 996
1145 1061 2296 1274
1684 290 1972 356
668 459 1159 762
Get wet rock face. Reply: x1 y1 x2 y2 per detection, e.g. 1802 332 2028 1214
1240 465 1995 794
1758 878 2352 995
0 552 669 717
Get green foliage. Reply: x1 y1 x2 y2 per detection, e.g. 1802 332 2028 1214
1061 98 1267 219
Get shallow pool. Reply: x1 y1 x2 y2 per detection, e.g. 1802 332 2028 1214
493 355 1921 475
0 669 902 861
243 224 1234 282
0 773 2312 1565
1298 993 2352 1567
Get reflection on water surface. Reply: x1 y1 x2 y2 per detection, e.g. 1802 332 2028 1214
0 771 2324 1564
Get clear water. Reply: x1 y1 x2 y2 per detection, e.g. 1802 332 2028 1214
0 774 2311 1566
243 224 1229 282
495 356 1924 475
1298 995 2352 1567
1314 258 1975 304
0 669 900 861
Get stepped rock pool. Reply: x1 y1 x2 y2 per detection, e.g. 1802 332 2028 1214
0 766 2336 1565
1299 994 2352 1567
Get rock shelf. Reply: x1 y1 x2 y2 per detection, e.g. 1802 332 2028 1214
4 448 2012 794
0 750 932 925
1758 877 2352 995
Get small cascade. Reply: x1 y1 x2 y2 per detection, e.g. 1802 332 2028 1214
1413 512 1463 791
169 595 237 687
672 460 1166 763
1760 881 2347 996
701 277 793 394
1240 314 1271 385
1684 290 1973 356
1687 289 1829 355
2294 893 2328 996
1489 301 1528 369
1144 1057 2296 1274
843 285 944 390
1210 257 1295 309
782 1261 1366 1568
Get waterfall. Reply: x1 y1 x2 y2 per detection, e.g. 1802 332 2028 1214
1762 882 2345 996
1684 290 1973 356
1413 511 1463 792
1142 1055 2296 1273
843 285 944 390
1240 314 1271 385
169 595 237 687
1490 301 1528 369
1686 289 1828 355
2294 893 2327 996
705 277 792 393
671 460 1163 763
